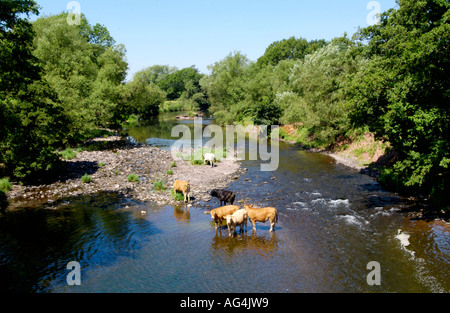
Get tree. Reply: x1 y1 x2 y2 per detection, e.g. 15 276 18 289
285 41 363 147
0 0 68 179
350 0 450 205
257 37 327 67
200 52 250 124
32 13 128 142
125 76 166 119
157 66 203 100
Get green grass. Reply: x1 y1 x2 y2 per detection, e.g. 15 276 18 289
81 174 92 184
98 162 105 167
170 161 177 168
127 174 140 182
59 148 77 160
153 179 165 191
0 178 12 192
166 170 173 175
171 189 185 201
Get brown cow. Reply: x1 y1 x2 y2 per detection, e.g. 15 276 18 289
210 205 239 230
244 205 278 232
173 180 191 203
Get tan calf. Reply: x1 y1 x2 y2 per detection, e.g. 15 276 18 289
173 180 191 203
226 209 248 237
210 205 239 230
244 205 278 232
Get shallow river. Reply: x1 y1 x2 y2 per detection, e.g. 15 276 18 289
1 114 448 292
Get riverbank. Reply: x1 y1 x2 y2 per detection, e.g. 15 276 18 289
5 136 244 210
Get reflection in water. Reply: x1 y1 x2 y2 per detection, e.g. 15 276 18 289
210 232 279 258
173 205 191 224
0 194 157 292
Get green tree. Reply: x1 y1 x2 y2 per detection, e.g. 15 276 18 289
125 77 166 119
350 0 450 206
257 37 327 67
286 42 363 147
32 13 128 142
1 0 68 179
157 66 204 100
200 52 250 124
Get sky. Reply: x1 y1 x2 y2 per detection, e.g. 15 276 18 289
33 0 398 79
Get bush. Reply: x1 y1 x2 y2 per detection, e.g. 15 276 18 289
81 174 92 184
0 178 12 192
127 174 139 182
166 170 173 175
170 161 176 168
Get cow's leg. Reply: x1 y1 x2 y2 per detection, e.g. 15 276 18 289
270 218 275 232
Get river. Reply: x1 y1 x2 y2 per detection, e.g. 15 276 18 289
0 113 448 293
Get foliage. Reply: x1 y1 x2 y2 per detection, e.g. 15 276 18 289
0 178 12 192
32 13 128 142
166 170 173 175
257 36 327 67
0 0 69 179
350 0 450 204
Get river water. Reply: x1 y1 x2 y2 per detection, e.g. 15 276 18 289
1 113 448 293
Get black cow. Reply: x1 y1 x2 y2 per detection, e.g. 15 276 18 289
210 189 236 206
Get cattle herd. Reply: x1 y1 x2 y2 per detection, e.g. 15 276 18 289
173 179 279 237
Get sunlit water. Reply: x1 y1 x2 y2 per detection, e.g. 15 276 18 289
0 114 448 293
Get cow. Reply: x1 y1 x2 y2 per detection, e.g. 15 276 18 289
210 205 239 230
226 209 248 237
210 189 236 206
244 205 278 232
203 153 215 167
173 180 191 204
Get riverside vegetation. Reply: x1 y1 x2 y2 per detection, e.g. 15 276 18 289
0 0 448 215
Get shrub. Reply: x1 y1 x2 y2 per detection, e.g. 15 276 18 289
99 162 105 167
170 161 176 168
81 174 92 184
0 178 12 192
166 170 173 175
127 174 139 182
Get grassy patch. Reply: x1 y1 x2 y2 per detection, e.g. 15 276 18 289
153 179 165 191
98 162 105 167
0 178 12 192
127 174 140 182
59 148 77 160
170 161 177 168
171 189 185 201
166 170 173 175
81 174 92 184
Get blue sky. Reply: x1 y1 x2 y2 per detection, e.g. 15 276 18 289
33 0 398 79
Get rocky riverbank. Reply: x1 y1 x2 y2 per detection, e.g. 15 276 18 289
6 136 244 210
